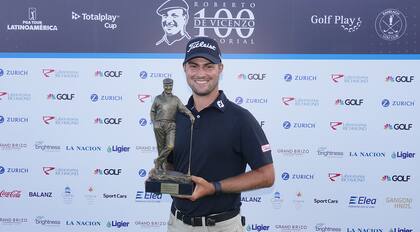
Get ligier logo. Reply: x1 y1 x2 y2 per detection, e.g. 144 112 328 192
389 228 413 232
391 151 415 159
246 224 270 231
310 14 362 32
71 11 120 30
106 221 129 228
107 145 130 153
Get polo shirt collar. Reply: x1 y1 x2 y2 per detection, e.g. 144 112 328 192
187 90 227 112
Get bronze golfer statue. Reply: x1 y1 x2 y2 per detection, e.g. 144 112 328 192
146 78 195 195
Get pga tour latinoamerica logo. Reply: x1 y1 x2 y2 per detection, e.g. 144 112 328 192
375 9 407 41
155 0 256 46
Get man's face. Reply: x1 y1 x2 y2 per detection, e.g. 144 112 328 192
184 57 223 96
164 83 173 94
161 8 186 36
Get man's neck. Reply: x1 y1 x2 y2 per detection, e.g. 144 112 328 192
193 90 219 112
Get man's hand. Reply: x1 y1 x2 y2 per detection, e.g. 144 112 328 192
174 176 215 201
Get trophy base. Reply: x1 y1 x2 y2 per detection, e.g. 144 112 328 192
145 169 194 196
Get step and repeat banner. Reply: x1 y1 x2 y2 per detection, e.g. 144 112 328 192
1 0 419 231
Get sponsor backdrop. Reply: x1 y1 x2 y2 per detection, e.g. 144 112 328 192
0 0 419 231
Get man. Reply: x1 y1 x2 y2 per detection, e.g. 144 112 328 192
150 78 195 171
156 0 191 46
167 37 275 231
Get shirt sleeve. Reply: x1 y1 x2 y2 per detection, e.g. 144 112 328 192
239 110 273 170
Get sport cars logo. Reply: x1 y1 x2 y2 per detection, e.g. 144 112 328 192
43 116 55 124
42 69 55 77
331 74 344 83
330 122 343 130
282 97 295 106
43 167 55 175
328 173 341 181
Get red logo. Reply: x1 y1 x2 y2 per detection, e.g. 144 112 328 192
282 97 295 106
0 190 22 198
43 116 55 124
331 74 344 83
42 69 55 77
330 122 343 130
0 92 7 99
138 94 151 103
328 173 341 181
43 167 55 175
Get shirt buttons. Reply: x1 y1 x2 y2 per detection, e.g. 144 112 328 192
196 115 200 118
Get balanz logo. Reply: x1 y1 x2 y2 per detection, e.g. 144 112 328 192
391 151 415 160
71 11 120 30
29 192 53 198
349 196 376 208
311 14 362 32
385 75 414 83
375 9 407 41
331 73 368 83
335 98 364 106
94 70 123 78
6 8 59 31
384 123 413 131
238 73 266 80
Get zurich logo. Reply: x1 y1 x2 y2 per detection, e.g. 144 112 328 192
284 74 292 82
139 71 148 79
0 116 4 124
283 121 291 129
235 97 243 105
0 68 4 77
281 172 290 180
90 94 99 102
0 166 5 174
139 118 148 126
382 99 390 107
138 169 147 177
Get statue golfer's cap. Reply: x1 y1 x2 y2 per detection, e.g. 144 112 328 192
156 0 189 16
163 78 173 84
183 37 222 65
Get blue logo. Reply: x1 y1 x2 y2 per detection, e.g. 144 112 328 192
235 97 244 105
0 68 3 77
139 71 147 79
0 166 5 174
281 172 290 180
138 169 147 177
90 94 99 102
139 118 148 126
284 74 292 82
283 121 291 129
0 116 4 124
382 99 390 107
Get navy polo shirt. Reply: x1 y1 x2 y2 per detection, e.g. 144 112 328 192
168 91 273 216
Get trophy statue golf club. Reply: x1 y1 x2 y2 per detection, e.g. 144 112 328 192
145 78 195 195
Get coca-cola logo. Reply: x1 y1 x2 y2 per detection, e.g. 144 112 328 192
0 190 22 198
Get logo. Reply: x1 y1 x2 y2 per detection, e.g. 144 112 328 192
94 117 122 125
0 116 29 124
347 228 382 232
238 73 267 80
246 224 270 231
282 97 319 107
107 145 130 153
134 220 167 228
138 94 152 103
271 192 284 209
386 75 414 83
349 196 376 208
136 145 158 153
313 198 338 204
0 143 27 151
317 147 344 158
139 118 148 126
43 167 78 176
62 186 74 204
42 69 79 78
328 173 365 182
65 220 101 227
29 192 53 198
381 175 411 182
277 148 310 157
284 73 317 82
386 197 412 209
103 193 128 199
335 98 364 106
0 166 29 175
0 92 7 99
65 145 102 152
235 97 267 105
384 123 413 131
94 169 122 175
138 169 147 177
311 14 362 32
282 172 314 181
43 116 79 125
241 195 262 203
349 152 386 158
0 92 31 101
135 191 163 202
330 121 367 131
389 228 413 232
275 224 308 232
94 70 123 78
47 93 75 101
375 9 407 41
315 223 341 232
331 74 368 83
34 216 60 226
283 120 316 129
381 99 414 107
6 8 59 31
0 190 22 198
71 11 120 30
0 116 4 124
0 218 28 225
139 71 172 79
90 94 122 102
107 221 129 228
391 151 415 159
42 115 55 124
